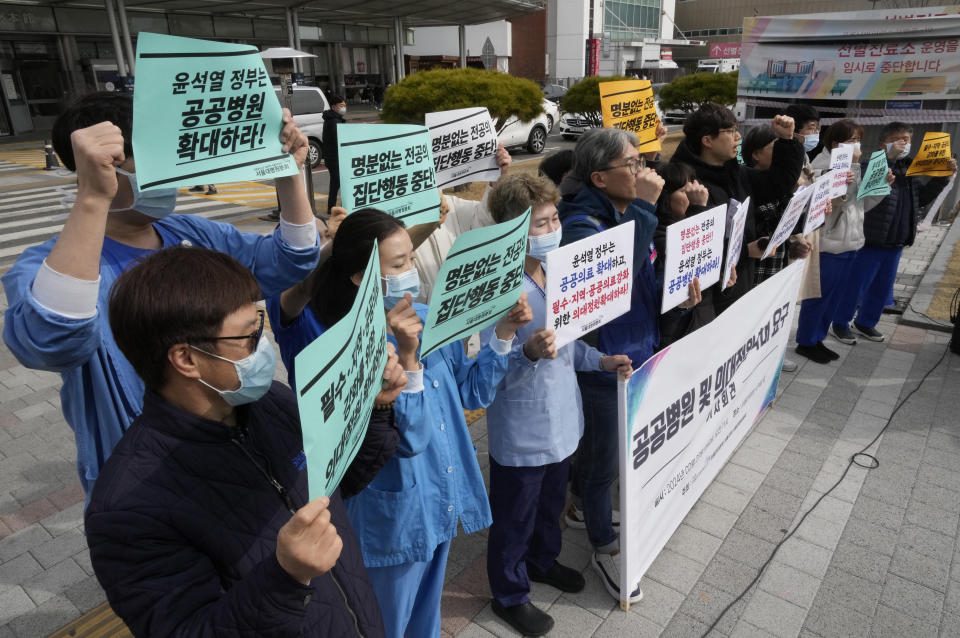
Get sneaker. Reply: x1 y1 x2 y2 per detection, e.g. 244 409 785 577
528 561 585 593
491 600 554 636
831 323 858 345
817 342 840 361
205 187 217 194
853 322 885 342
592 552 642 603
188 185 204 192
781 358 798 373
794 344 832 364
564 503 620 530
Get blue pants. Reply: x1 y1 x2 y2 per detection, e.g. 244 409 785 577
487 455 568 606
833 246 901 330
366 540 450 638
796 251 857 346
572 371 619 551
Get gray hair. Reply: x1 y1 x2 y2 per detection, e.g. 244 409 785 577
572 127 639 186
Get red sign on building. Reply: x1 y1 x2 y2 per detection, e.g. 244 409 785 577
587 38 601 76
709 42 741 58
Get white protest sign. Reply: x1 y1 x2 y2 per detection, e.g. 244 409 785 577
722 197 750 291
425 108 499 189
802 171 834 236
545 222 634 350
761 184 813 259
830 143 854 171
617 261 804 605
661 204 726 313
827 165 850 200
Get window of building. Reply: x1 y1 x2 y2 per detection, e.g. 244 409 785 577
604 0 661 40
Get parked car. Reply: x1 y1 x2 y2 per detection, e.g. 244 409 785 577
560 99 666 139
542 83 568 103
496 99 554 154
275 85 331 168
541 98 560 133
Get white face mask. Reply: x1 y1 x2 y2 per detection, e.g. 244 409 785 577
527 227 562 261
886 141 911 159
335 106 347 115
382 267 420 308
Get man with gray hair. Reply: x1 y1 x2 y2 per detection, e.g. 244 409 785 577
557 127 665 604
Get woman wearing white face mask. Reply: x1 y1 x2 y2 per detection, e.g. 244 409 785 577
479 174 633 636
268 208 533 638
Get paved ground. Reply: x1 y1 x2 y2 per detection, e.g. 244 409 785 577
0 145 957 636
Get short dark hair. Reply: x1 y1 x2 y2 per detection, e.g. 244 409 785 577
328 94 345 106
655 162 696 222
821 119 859 150
682 102 737 155
784 104 820 130
879 121 912 141
741 124 777 168
538 149 574 185
52 92 134 172
108 246 262 391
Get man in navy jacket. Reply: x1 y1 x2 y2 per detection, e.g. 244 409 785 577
85 245 405 637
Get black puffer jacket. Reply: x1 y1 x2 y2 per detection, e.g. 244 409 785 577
322 109 346 165
85 383 386 638
862 154 949 249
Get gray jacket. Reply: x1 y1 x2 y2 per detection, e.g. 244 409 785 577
810 149 884 255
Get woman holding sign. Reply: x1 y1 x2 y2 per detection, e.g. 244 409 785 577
267 209 533 638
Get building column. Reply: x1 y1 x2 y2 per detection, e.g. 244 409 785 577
292 9 304 74
458 24 466 68
117 0 136 75
393 16 405 81
104 0 127 77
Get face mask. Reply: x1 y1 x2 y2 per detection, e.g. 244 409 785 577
527 227 562 261
886 142 911 159
802 133 819 152
336 106 347 115
192 336 277 406
382 267 420 309
111 168 179 219
852 142 861 151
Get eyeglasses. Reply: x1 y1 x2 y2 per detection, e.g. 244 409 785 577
201 310 265 350
601 157 645 175
718 126 740 135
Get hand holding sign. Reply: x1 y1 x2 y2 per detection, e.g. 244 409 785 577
761 185 813 259
600 354 633 377
375 343 407 407
386 294 424 371
524 328 558 361
280 108 309 169
494 293 533 341
276 496 342 585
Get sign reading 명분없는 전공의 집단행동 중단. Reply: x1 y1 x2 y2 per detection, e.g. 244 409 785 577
617 260 804 607
338 123 442 228
132 32 298 191
661 204 726 313
426 107 500 189
599 79 661 154
294 243 388 500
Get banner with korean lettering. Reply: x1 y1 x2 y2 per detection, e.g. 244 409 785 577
617 260 804 606
338 123 442 228
661 205 726 313
132 32 297 191
599 80 661 154
907 132 953 177
545 223 634 350
294 243 388 500
761 185 813 259
721 197 749 291
419 208 531 359
802 172 834 236
425 107 499 189
858 150 892 200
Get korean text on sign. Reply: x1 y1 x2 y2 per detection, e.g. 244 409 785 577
907 132 953 177
294 243 388 500
338 123 442 228
545 222 635 350
858 150 892 200
762 184 813 259
419 208 532 359
721 197 750 291
662 204 727 313
425 107 500 189
132 32 297 191
802 172 834 236
599 79 661 154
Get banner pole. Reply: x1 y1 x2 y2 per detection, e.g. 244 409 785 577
617 371 631 612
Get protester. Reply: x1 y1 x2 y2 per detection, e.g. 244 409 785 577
86 246 401 637
1 92 319 496
833 122 957 344
538 148 581 199
670 103 806 314
480 174 632 634
556 127 663 603
266 209 533 637
785 103 822 162
322 95 347 213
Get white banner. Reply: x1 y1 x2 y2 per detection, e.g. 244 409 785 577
761 185 812 259
661 205 726 313
722 197 750 291
545 223 634 349
617 261 805 605
802 172 834 236
425 107 499 189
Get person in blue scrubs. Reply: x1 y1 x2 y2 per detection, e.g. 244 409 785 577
267 209 533 637
2 92 320 497
481 174 633 636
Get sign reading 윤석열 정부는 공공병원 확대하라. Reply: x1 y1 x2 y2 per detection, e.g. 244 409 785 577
132 32 298 191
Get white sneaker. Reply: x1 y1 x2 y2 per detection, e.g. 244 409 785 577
781 358 798 373
592 551 642 603
564 503 620 530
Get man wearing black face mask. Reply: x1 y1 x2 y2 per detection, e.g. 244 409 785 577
1 91 320 498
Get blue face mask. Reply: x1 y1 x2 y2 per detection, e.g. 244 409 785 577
192 336 277 406
527 227 562 261
111 168 179 219
382 267 420 309
802 133 820 152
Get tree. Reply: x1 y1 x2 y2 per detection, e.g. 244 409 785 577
657 71 738 113
380 68 543 133
560 75 633 127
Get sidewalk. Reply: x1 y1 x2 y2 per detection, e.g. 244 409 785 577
0 217 957 637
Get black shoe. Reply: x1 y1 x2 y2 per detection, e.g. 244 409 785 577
795 344 832 364
258 210 281 222
528 561 586 593
491 600 554 636
188 185 204 192
853 322 885 342
816 342 840 361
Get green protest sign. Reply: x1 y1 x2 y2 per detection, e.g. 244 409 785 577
338 123 442 227
857 149 892 200
419 208 531 359
132 32 297 191
294 243 387 499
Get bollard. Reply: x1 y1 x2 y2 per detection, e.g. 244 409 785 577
43 142 60 170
